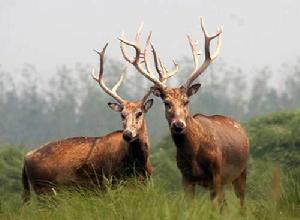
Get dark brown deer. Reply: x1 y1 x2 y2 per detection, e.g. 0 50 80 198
22 42 154 203
119 19 249 207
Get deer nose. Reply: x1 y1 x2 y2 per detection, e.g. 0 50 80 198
123 130 133 142
171 121 186 133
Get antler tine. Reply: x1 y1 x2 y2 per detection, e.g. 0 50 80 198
93 42 109 77
118 25 165 89
119 32 135 64
150 42 164 81
112 65 127 93
92 42 125 104
200 18 223 60
135 22 144 43
184 18 223 88
143 31 153 75
187 34 200 72
151 42 179 83
211 26 222 60
166 59 180 80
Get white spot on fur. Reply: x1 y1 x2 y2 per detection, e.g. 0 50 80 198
233 123 240 128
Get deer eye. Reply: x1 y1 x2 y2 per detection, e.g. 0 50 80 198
136 111 143 118
164 101 171 109
184 100 189 106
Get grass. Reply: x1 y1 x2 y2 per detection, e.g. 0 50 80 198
0 170 299 220
0 145 299 220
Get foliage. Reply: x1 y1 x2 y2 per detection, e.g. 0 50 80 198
0 144 24 198
246 110 300 176
1 59 300 147
151 135 181 191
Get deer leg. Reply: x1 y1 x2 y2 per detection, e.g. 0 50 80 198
210 181 222 206
210 169 222 207
232 168 247 208
219 190 227 212
182 176 195 198
145 159 153 176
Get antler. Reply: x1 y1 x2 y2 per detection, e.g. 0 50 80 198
184 18 223 88
151 43 179 83
118 24 179 88
92 42 126 104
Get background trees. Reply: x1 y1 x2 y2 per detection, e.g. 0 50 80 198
0 58 300 147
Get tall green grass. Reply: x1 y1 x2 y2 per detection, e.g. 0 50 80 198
0 165 299 220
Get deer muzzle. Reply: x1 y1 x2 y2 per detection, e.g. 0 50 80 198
123 130 134 142
171 120 186 134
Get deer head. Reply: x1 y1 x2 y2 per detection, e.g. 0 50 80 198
119 18 222 134
92 43 153 142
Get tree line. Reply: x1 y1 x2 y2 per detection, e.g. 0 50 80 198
0 58 299 147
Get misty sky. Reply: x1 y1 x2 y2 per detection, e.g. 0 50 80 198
1 0 299 80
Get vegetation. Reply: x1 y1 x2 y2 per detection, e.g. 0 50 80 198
247 110 300 177
0 110 299 219
0 175 299 220
1 59 300 147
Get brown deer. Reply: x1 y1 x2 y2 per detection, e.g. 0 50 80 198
119 19 249 207
22 42 154 203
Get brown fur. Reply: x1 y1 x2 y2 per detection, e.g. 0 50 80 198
156 87 249 207
22 100 153 202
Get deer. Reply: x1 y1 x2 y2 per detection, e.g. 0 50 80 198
118 18 249 208
22 42 154 203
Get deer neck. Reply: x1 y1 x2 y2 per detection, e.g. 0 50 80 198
126 118 150 172
130 118 149 148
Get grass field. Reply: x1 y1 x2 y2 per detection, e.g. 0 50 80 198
0 160 299 220
1 111 300 219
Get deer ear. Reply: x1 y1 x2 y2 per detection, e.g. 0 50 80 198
142 99 153 112
187 83 201 97
108 102 123 112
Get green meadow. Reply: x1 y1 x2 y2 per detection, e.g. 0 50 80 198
0 110 299 220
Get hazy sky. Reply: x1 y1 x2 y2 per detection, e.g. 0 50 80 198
1 0 299 79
